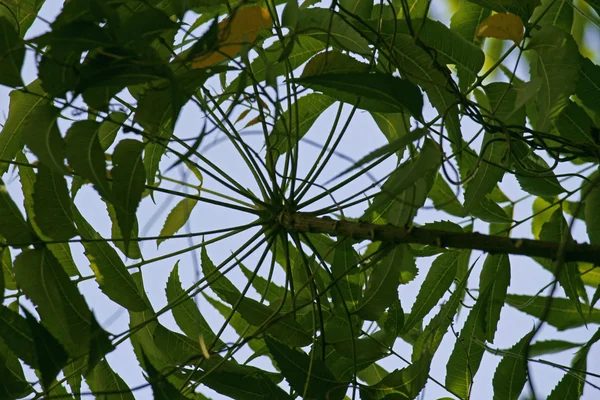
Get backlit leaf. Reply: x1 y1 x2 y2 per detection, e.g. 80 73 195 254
32 164 78 240
0 179 36 246
85 359 134 400
492 330 534 400
158 197 198 246
404 251 460 331
476 13 524 44
0 80 48 176
111 139 146 254
73 208 149 311
479 254 510 342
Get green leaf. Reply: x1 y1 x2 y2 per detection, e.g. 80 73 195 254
302 51 370 77
85 359 135 400
239 262 290 310
265 337 348 400
0 306 37 369
467 0 540 22
538 208 586 320
531 0 573 32
471 197 511 223
358 244 411 320
111 139 146 254
0 16 25 87
462 131 507 214
21 104 67 174
527 25 580 132
293 72 423 117
404 250 460 331
21 307 68 393
165 262 223 348
428 173 464 217
0 0 44 38
73 207 149 311
547 327 600 399
331 237 363 311
99 112 128 151
512 141 565 197
0 178 36 246
0 80 48 176
359 354 431 400
527 339 582 357
576 56 600 116
16 152 79 276
141 351 187 400
555 101 597 150
371 112 412 160
366 139 440 226
296 8 370 54
445 288 491 398
479 253 510 342
32 164 78 240
158 197 198 246
585 176 600 245
451 1 492 91
506 294 600 330
13 248 94 356
65 120 113 200
492 330 534 400
0 335 31 399
105 200 143 259
282 0 299 28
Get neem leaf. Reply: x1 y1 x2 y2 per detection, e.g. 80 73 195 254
73 207 149 311
0 16 25 87
357 245 410 321
158 197 198 247
576 56 600 116
476 13 524 44
33 164 78 241
445 289 491 398
166 262 222 348
0 80 48 176
105 200 143 259
14 248 92 357
293 72 423 118
21 307 68 393
111 139 146 255
404 250 460 331
21 104 67 174
492 330 534 400
265 337 348 400
0 305 37 369
585 176 600 245
0 179 36 246
479 253 510 343
141 351 187 400
85 359 134 400
506 294 600 330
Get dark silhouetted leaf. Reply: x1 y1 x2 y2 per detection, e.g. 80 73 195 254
21 307 68 392
0 179 36 246
0 16 25 87
33 164 78 240
0 306 37 369
85 359 134 400
294 72 423 117
73 208 149 311
265 336 348 400
142 351 188 400
21 104 67 174
576 56 600 116
111 139 146 254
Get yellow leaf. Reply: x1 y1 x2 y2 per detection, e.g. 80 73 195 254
476 13 524 45
192 6 272 69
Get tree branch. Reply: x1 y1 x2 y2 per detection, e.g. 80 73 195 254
278 212 600 265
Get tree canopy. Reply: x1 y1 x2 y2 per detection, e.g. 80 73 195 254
1 0 600 399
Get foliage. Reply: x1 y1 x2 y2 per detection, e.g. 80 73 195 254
0 0 600 399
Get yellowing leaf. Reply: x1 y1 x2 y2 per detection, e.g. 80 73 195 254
476 13 524 45
192 6 272 69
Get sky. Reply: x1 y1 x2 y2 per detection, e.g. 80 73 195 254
1 0 600 399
